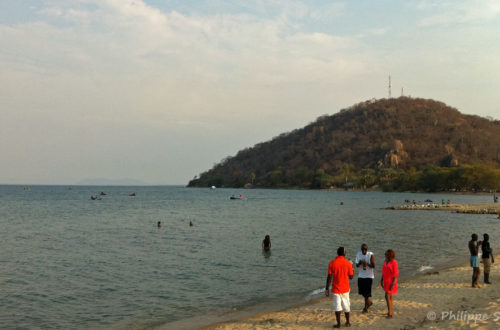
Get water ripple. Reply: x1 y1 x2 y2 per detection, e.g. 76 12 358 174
1 186 498 329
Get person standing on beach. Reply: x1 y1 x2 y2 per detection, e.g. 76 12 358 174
469 234 483 288
481 233 494 284
325 247 354 328
355 244 375 313
381 249 398 318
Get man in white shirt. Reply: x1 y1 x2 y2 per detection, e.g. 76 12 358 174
355 244 375 313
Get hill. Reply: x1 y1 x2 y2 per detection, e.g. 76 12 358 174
188 97 500 191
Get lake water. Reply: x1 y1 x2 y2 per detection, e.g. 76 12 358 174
1 185 498 329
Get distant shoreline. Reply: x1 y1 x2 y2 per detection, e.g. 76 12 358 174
190 185 498 196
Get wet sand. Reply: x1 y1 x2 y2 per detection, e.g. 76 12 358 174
204 256 500 329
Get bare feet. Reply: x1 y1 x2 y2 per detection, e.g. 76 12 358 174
362 299 373 313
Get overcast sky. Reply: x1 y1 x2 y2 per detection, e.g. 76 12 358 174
1 0 499 185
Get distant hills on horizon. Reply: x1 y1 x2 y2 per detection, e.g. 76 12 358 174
76 178 150 186
188 97 500 191
2 178 182 187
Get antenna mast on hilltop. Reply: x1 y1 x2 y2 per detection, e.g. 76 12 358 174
388 75 392 98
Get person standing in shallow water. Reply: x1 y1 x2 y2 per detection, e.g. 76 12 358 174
481 233 494 284
262 235 271 251
355 244 375 313
325 246 354 328
469 233 482 288
381 249 398 318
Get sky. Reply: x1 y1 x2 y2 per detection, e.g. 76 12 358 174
1 0 499 185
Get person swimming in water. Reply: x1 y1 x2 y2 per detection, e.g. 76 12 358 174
262 235 271 251
157 221 161 228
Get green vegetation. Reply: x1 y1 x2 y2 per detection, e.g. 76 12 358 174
188 97 500 192
189 164 500 192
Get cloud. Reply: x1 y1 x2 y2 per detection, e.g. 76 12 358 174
1 0 370 128
417 0 500 27
1 0 378 184
2 0 499 184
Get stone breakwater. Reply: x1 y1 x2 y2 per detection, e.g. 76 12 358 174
385 203 500 215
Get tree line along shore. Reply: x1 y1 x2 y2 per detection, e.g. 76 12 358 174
191 163 500 192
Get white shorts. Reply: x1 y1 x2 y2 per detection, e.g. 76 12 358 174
333 292 350 312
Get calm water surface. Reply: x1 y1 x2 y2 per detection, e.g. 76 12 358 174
1 185 498 329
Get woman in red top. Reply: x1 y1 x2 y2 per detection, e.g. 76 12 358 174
381 249 399 318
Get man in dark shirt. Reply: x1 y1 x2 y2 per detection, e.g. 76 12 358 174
469 234 482 288
481 233 494 284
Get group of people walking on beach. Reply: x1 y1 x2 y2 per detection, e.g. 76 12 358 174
469 233 494 288
325 244 398 328
323 234 494 328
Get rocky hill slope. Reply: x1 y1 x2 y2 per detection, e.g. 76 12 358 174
188 97 500 189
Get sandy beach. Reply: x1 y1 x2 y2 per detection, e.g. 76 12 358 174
205 256 500 329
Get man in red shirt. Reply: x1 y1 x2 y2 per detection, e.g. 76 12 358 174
325 246 354 328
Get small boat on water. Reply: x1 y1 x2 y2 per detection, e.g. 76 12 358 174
129 192 136 196
230 194 243 200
